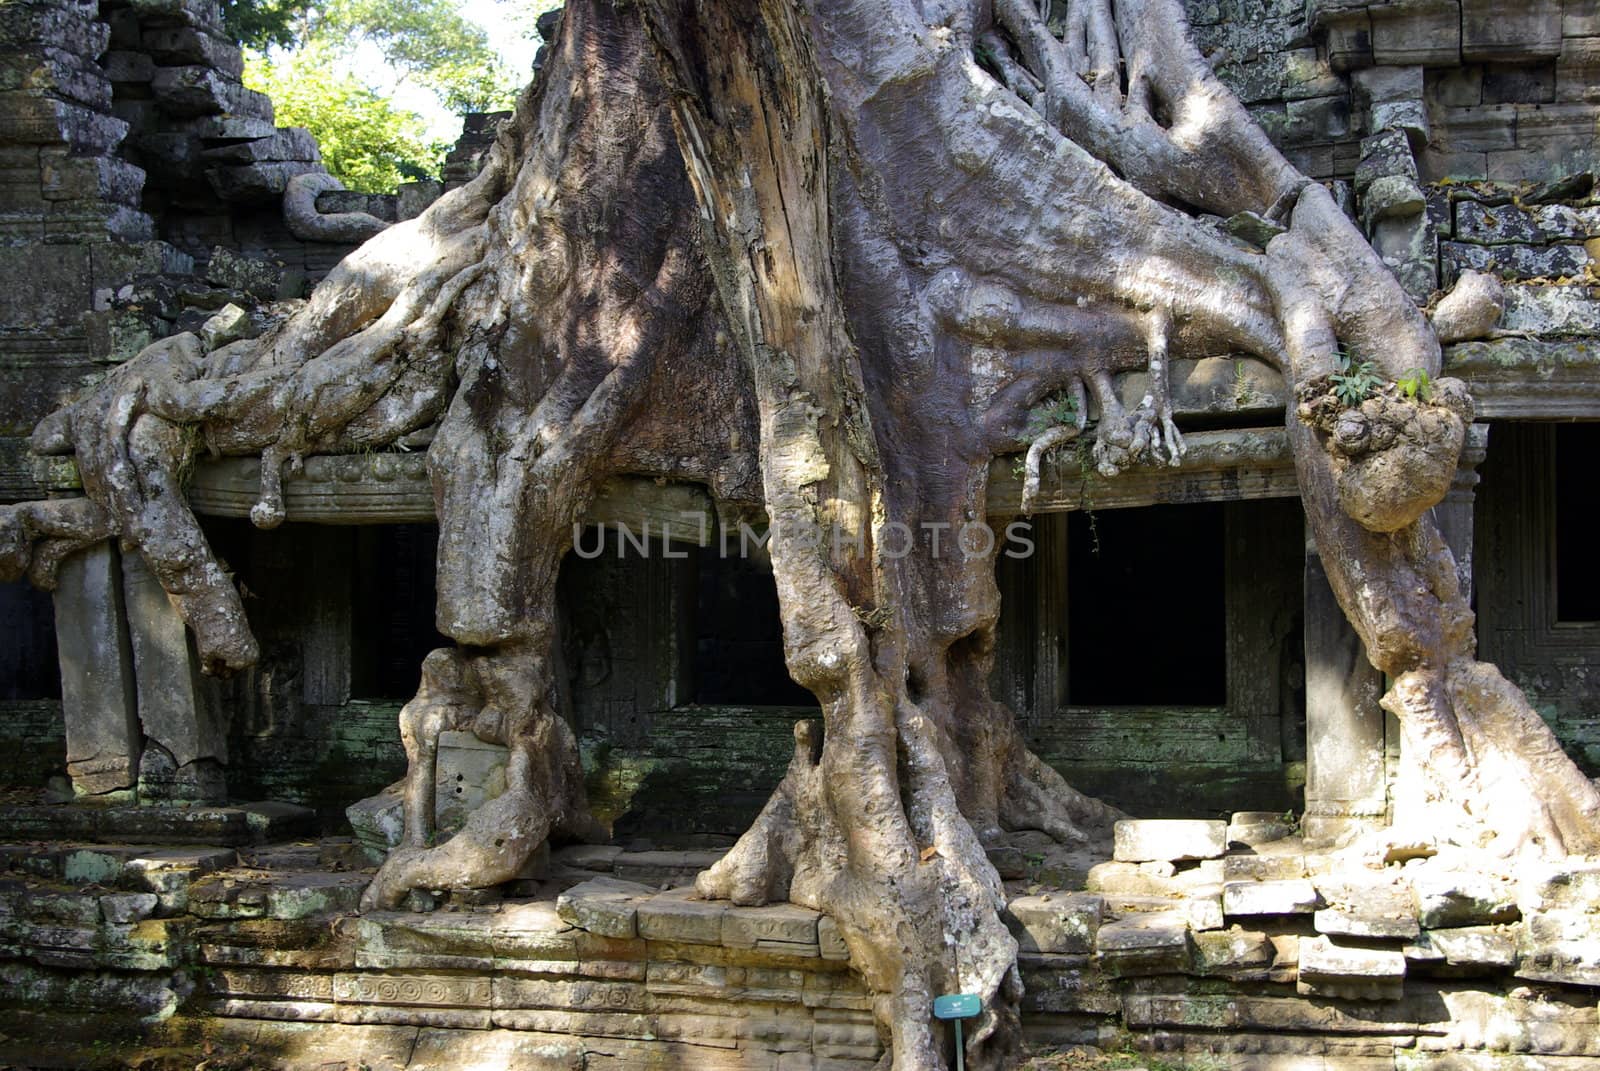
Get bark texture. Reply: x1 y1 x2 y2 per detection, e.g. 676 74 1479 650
3 0 1596 1065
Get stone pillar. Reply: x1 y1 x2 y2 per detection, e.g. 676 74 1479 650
1301 530 1388 848
52 542 140 797
1432 422 1489 606
121 551 228 802
1031 512 1068 719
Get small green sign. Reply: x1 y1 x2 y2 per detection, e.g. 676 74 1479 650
933 993 981 1020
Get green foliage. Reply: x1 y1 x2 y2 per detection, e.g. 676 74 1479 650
241 0 542 189
1025 390 1078 440
1329 348 1382 408
220 0 315 49
303 0 524 114
245 47 446 191
1396 367 1432 402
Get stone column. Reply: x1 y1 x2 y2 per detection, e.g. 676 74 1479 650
52 542 140 797
1031 512 1068 720
1432 422 1489 606
121 551 228 802
1301 530 1387 848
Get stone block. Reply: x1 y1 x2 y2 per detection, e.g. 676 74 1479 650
1282 48 1346 101
556 877 655 938
1371 0 1462 66
1462 0 1563 61
1087 860 1185 897
1442 239 1592 283
1094 911 1191 977
99 892 159 925
83 307 164 365
1483 62 1557 104
1223 853 1307 882
1405 925 1518 972
197 303 252 351
1223 879 1320 916
141 26 245 78
397 180 444 220
0 242 90 326
433 731 509 834
53 544 140 796
1502 283 1600 334
203 127 321 164
1516 911 1600 986
1314 907 1421 940
1006 892 1103 954
1192 926 1275 974
1113 819 1226 863
635 888 725 944
1517 860 1600 914
102 50 156 84
1285 94 1352 142
1408 869 1519 928
39 154 144 208
1456 200 1600 244
1354 65 1425 107
1356 128 1419 195
346 780 404 860
1225 812 1295 847
817 915 849 960
721 901 820 951
1297 935 1407 1000
1372 98 1429 139
0 3 110 56
190 115 277 142
0 50 111 111
206 160 321 202
151 65 232 116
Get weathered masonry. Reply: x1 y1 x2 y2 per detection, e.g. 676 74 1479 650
2 0 1600 1065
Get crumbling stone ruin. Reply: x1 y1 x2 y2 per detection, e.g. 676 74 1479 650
0 0 1599 1067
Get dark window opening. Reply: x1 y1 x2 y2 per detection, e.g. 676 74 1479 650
353 524 450 699
692 546 813 706
1067 504 1227 706
1555 424 1600 623
0 579 59 701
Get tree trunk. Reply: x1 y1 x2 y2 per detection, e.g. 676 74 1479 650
4 0 1596 1065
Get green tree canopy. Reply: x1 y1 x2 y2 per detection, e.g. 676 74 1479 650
244 45 444 192
238 0 545 189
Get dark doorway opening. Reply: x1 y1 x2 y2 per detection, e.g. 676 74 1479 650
1555 423 1600 623
0 580 59 701
692 546 813 706
1066 503 1227 706
353 524 450 700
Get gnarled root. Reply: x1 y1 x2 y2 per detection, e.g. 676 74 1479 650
360 643 604 911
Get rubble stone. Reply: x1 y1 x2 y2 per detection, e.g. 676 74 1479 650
1112 819 1227 863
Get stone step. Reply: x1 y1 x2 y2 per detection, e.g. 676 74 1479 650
1112 819 1228 863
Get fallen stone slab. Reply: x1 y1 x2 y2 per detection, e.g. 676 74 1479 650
1113 819 1227 863
556 876 655 939
1297 935 1406 1000
1404 925 1519 974
1408 869 1519 928
1094 911 1191 977
1516 912 1600 988
1192 926 1275 975
1226 812 1295 848
1006 892 1104 954
1223 879 1320 917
